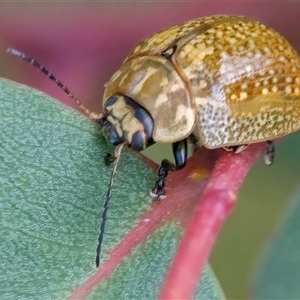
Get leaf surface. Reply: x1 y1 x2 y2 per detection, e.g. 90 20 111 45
0 79 224 299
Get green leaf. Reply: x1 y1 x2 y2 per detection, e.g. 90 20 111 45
0 79 224 299
251 185 300 299
88 222 224 300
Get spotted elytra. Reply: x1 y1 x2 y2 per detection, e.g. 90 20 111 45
8 14 300 267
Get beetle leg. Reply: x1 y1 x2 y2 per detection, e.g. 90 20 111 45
223 146 234 152
224 141 274 165
264 140 274 166
223 145 248 153
150 139 188 200
234 145 248 153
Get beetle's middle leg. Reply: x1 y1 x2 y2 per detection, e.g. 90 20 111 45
223 141 275 165
223 145 249 153
264 140 274 165
150 139 188 200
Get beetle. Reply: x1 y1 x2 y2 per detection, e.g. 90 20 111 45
8 14 300 267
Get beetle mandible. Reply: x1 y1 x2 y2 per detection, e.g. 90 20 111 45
8 14 300 266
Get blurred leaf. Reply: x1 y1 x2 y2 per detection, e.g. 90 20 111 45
251 185 300 299
0 79 224 299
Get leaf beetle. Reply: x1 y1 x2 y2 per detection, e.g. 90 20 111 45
8 14 300 267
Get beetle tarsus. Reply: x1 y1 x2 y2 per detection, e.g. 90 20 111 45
264 140 274 165
150 165 168 200
150 139 188 200
223 145 248 153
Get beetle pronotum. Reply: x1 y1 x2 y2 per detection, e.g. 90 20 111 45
8 14 300 267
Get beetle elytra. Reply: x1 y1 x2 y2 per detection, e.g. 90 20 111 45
8 14 300 267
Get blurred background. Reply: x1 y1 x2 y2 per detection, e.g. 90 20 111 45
0 2 300 299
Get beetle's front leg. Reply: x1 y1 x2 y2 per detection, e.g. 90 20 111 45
150 139 188 200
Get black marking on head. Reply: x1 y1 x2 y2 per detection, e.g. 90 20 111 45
122 97 153 132
134 106 153 138
101 95 155 150
131 131 145 151
105 96 118 107
122 95 154 144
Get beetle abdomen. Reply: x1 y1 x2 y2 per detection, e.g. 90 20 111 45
195 97 300 148
172 15 300 147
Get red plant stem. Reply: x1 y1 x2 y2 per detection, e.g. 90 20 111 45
159 143 265 299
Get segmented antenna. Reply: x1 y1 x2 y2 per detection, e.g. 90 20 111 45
96 142 126 267
7 48 103 120
8 47 122 268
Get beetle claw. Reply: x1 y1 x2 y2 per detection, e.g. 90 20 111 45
150 186 166 201
150 165 168 200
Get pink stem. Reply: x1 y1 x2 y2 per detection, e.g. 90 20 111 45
159 143 265 299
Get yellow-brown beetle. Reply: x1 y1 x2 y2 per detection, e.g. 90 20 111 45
102 14 300 198
8 14 300 266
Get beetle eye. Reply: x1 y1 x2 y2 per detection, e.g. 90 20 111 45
101 120 122 145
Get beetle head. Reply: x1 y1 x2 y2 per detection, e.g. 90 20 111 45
98 95 154 151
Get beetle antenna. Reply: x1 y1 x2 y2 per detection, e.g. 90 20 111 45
7 48 103 120
95 141 126 267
